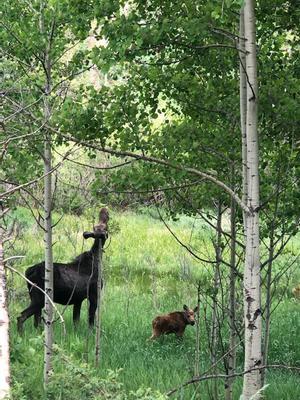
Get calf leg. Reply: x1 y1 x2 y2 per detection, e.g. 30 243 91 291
149 327 161 340
73 302 82 326
175 330 184 339
17 303 41 334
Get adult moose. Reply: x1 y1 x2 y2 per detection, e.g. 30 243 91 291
17 208 109 333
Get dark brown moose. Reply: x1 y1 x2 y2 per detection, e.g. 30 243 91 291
150 305 199 339
17 208 109 333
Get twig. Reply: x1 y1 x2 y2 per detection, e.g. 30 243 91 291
3 255 25 263
155 203 217 265
0 146 77 199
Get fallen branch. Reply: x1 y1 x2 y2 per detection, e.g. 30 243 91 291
166 364 300 396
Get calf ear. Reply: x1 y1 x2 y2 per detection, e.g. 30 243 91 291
194 306 199 313
183 304 188 311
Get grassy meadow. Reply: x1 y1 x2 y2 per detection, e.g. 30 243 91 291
7 207 300 399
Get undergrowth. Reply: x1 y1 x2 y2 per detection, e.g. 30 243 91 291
7 207 300 399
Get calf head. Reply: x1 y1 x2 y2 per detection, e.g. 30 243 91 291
183 304 198 326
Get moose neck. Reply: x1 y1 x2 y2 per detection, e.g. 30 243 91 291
91 237 103 255
90 236 105 268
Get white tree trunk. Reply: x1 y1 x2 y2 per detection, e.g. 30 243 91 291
242 1 262 398
240 6 248 231
0 239 10 399
43 128 54 387
42 8 54 385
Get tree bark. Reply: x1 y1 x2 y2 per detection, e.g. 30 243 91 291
0 238 10 400
239 6 248 231
242 1 262 398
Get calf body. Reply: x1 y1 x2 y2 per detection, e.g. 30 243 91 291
17 208 109 333
150 305 198 339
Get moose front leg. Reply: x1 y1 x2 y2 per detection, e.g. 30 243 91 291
88 290 97 328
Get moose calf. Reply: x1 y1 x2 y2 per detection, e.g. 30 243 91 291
150 305 198 339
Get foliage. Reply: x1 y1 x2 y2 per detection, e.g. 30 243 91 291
47 349 167 400
1 1 300 398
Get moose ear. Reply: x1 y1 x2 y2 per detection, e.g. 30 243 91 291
194 306 199 313
183 305 188 311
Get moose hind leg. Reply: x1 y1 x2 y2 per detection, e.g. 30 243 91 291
17 303 41 334
73 302 82 326
34 308 42 328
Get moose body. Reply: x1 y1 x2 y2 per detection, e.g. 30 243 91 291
17 208 109 333
150 305 198 339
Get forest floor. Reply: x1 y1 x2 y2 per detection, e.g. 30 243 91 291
7 207 300 399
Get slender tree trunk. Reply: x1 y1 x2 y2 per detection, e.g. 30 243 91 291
261 190 279 385
41 6 54 387
95 208 109 367
261 237 273 386
95 240 103 368
210 202 222 400
0 238 10 399
242 1 262 398
225 190 237 400
43 125 54 387
194 282 201 377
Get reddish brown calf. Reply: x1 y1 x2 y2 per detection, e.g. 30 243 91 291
150 305 198 339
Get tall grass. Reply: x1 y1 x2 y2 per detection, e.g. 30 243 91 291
7 208 300 399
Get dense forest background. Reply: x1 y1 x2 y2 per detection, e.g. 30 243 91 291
0 0 299 399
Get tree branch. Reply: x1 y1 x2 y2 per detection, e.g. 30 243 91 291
55 132 250 214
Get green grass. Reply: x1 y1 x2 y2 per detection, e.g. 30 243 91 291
7 208 300 399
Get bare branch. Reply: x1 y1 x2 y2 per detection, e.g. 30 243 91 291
53 148 136 170
166 364 300 396
3 256 25 263
98 180 203 195
55 132 250 214
2 95 44 123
